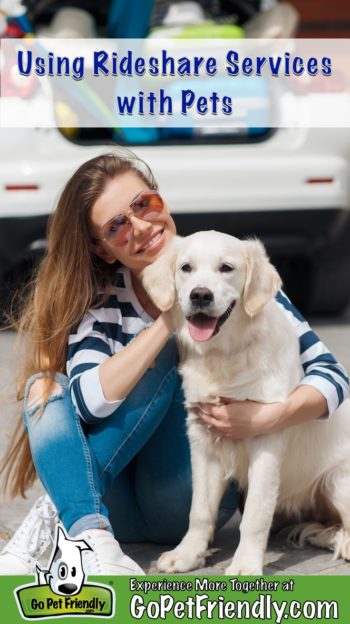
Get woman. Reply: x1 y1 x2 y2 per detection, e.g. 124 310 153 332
0 151 349 575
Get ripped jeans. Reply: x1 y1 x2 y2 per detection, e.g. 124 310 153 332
23 338 240 544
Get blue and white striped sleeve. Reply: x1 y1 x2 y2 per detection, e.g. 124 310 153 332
275 291 350 416
67 311 124 423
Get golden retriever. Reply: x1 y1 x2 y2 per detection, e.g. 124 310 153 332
142 231 350 575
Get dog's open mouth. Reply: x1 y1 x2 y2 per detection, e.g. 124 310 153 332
187 301 236 342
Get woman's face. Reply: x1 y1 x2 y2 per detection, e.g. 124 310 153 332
90 170 176 275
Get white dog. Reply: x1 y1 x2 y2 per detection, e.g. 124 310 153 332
142 231 350 575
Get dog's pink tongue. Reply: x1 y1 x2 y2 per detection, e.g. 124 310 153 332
188 314 217 341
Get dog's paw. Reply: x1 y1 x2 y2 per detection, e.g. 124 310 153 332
225 563 263 576
157 549 205 573
225 553 263 576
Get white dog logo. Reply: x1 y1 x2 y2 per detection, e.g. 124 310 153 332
36 525 92 596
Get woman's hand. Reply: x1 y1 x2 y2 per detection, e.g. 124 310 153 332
194 385 328 440
194 399 285 439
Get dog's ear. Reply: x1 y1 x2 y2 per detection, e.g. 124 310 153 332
243 239 282 317
36 564 47 586
57 525 68 548
73 539 93 552
141 237 180 311
56 524 91 552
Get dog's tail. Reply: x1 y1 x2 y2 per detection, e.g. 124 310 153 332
284 522 342 559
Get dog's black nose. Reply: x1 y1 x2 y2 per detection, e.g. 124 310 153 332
58 583 78 595
190 288 214 307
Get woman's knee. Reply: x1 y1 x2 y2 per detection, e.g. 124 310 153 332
27 378 63 410
23 373 70 431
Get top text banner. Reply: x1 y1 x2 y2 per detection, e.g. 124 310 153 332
0 38 349 128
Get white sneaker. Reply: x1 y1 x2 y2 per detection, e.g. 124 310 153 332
76 529 145 575
0 494 58 575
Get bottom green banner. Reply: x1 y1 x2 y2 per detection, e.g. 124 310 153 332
0 575 349 623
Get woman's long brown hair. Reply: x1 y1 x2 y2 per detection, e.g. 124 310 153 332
1 151 157 497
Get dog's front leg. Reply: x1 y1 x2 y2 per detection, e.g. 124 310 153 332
226 434 284 576
157 423 226 573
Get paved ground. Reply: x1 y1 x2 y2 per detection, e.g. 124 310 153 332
1 308 350 575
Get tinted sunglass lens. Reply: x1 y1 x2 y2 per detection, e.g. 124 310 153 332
134 193 164 217
105 214 129 244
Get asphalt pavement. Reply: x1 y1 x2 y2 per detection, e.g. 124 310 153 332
0 308 350 575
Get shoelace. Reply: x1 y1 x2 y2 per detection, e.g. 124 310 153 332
8 495 58 559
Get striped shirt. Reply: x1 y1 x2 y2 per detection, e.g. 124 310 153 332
67 266 350 424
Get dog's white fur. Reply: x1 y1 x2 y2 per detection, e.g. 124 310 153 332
142 231 350 575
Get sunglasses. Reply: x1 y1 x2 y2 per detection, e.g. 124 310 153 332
99 190 164 248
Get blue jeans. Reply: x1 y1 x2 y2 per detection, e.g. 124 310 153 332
23 338 240 544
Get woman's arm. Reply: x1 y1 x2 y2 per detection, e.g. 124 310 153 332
275 290 349 416
195 385 328 439
99 312 173 401
67 308 173 424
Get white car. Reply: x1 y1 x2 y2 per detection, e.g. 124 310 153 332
1 1 350 315
1 123 350 316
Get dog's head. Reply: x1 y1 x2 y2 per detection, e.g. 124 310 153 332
45 526 92 596
142 231 281 343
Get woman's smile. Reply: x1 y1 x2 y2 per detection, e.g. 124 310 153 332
135 228 165 254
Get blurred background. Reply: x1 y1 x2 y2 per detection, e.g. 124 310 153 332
1 0 350 320
291 1 350 38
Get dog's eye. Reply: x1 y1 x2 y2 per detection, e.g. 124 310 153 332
219 264 234 273
58 563 68 580
181 263 192 273
71 567 76 577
